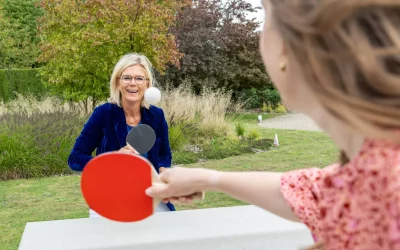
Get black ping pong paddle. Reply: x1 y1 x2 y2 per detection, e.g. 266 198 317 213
126 124 156 154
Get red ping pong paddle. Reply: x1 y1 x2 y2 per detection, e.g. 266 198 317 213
80 152 205 222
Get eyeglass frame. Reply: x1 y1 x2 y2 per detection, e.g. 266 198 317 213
117 75 149 85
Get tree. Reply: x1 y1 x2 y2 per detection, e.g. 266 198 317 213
37 0 189 112
0 5 15 68
0 0 43 68
156 0 272 96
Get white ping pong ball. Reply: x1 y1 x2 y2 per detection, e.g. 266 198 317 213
145 87 161 104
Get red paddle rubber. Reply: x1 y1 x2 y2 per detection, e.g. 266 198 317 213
81 153 154 222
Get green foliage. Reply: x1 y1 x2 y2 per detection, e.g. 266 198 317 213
0 111 87 180
157 0 272 93
0 4 15 69
0 69 48 102
0 129 338 250
168 125 186 151
168 112 198 151
261 102 270 113
0 106 274 179
171 151 199 165
158 81 243 144
242 87 282 110
0 82 271 180
275 103 288 114
235 122 245 137
172 136 273 165
37 0 189 110
0 0 43 68
247 128 261 140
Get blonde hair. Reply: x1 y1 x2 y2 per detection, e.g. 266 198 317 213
267 0 400 249
108 53 155 108
270 0 400 144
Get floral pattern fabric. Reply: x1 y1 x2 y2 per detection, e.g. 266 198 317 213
280 139 400 249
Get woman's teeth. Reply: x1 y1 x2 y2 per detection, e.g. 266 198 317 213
127 90 138 93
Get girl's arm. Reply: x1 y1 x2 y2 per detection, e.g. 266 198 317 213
146 167 301 222
208 170 301 222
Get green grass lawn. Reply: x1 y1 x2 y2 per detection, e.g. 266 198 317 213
0 115 339 250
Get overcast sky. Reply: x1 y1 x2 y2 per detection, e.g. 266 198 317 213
244 0 265 29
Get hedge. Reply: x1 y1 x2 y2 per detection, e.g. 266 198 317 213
240 87 282 109
0 68 48 102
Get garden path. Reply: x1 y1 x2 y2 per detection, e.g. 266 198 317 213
258 113 322 132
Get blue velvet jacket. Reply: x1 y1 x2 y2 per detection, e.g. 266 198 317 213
68 102 175 211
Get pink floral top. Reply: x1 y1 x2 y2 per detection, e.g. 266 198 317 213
280 138 400 250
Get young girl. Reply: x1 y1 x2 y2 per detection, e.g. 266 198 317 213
146 0 400 249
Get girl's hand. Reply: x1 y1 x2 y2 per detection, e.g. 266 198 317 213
145 167 218 203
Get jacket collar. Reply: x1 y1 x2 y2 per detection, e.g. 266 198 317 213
112 104 155 148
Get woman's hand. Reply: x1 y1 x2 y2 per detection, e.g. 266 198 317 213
119 144 139 154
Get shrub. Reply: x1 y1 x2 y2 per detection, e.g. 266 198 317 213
235 122 245 137
0 110 88 180
241 87 281 110
261 88 281 109
275 103 287 114
168 112 197 151
172 136 274 165
261 102 272 113
158 82 243 139
0 93 91 117
0 82 273 180
0 94 89 180
247 128 261 140
0 68 49 102
197 86 243 137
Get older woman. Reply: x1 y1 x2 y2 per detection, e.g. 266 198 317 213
68 53 174 217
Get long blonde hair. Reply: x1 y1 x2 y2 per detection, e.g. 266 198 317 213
108 53 155 108
267 0 400 249
270 0 400 143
